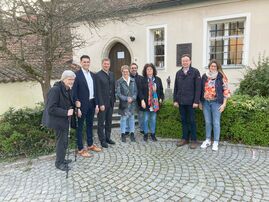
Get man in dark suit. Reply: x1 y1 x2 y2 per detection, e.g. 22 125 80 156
96 58 116 148
72 55 102 158
42 70 76 171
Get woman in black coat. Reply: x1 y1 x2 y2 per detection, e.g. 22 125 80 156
139 63 164 142
42 70 76 171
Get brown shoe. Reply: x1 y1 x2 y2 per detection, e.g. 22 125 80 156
176 139 189 147
78 149 93 158
87 144 102 152
189 142 198 149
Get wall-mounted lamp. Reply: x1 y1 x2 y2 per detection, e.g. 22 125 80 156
130 36 135 42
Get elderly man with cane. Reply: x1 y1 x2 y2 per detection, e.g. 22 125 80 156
42 70 76 172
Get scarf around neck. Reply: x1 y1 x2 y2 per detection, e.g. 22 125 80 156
148 77 159 112
206 71 218 79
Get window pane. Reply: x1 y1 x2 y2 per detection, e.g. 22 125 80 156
215 40 224 47
155 45 164 55
216 23 224 36
216 45 223 53
154 28 164 41
210 46 215 53
229 21 245 35
210 30 216 37
151 27 165 68
155 56 164 68
208 18 245 66
216 53 223 64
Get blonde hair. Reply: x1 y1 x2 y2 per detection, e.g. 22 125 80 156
121 65 130 72
102 57 110 63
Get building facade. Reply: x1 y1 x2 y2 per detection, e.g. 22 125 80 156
73 0 269 91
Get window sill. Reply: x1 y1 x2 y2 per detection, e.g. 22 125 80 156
205 65 246 69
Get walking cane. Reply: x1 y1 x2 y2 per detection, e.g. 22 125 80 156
66 111 72 179
74 101 81 162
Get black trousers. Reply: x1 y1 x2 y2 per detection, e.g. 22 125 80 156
97 105 113 143
76 100 95 151
55 129 68 166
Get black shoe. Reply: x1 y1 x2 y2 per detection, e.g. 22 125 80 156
125 132 130 135
143 134 148 141
151 133 158 141
101 142 108 148
121 133 126 143
106 139 116 144
64 159 72 164
130 132 136 142
56 163 70 171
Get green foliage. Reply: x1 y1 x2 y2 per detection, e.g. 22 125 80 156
157 95 269 147
156 100 181 139
0 105 56 158
238 56 269 97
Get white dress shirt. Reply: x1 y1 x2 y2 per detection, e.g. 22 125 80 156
82 68 94 100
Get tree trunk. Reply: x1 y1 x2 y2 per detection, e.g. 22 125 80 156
41 78 51 103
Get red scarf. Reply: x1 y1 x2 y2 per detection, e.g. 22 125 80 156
148 78 159 112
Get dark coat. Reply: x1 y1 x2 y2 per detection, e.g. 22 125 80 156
173 67 201 105
72 69 98 113
138 76 164 111
42 81 73 130
116 77 137 115
201 73 225 104
130 73 143 107
96 70 116 108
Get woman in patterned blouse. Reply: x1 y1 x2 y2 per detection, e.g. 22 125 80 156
200 59 230 151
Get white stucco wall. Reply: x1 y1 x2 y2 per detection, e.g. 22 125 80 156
0 81 43 115
73 0 269 92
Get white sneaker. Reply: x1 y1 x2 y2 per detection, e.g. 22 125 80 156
212 141 219 151
200 139 211 149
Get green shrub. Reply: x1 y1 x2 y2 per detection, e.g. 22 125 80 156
238 56 269 97
0 105 55 158
157 95 269 147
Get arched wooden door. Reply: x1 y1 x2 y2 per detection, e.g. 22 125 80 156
108 42 131 80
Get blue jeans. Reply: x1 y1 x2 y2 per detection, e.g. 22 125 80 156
179 105 197 141
125 109 144 133
144 111 157 134
202 100 221 142
120 114 135 134
138 110 144 132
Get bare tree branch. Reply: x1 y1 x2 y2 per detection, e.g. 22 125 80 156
0 0 149 101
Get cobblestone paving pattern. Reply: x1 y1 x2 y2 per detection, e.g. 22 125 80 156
0 129 269 202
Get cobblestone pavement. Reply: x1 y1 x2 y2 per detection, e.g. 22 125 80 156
0 129 269 202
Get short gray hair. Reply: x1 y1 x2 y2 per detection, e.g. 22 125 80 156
61 70 76 81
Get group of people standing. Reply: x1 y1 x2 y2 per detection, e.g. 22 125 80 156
174 54 230 150
42 53 230 172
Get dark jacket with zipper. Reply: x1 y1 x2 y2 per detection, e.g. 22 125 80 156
42 81 73 130
201 73 225 104
138 76 164 111
173 67 201 105
130 73 143 107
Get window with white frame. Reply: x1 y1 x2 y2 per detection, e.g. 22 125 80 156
148 26 166 68
208 18 246 67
